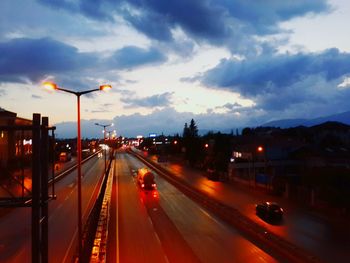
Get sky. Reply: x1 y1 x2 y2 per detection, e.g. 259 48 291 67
1 0 350 138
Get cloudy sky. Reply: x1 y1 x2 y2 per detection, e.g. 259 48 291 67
1 0 350 138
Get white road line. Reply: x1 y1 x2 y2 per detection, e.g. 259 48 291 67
62 228 78 263
116 161 120 263
199 207 224 228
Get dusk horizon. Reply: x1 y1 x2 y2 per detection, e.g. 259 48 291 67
1 0 350 138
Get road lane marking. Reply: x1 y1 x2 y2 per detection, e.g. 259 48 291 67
116 161 120 263
62 228 78 263
199 207 225 228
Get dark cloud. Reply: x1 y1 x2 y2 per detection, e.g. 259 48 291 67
0 37 97 83
37 0 78 13
0 38 168 92
38 0 116 21
202 48 350 96
121 92 173 108
108 46 167 69
37 0 330 53
221 0 329 35
200 48 350 117
102 103 114 108
122 0 228 43
31 94 42 99
217 102 242 111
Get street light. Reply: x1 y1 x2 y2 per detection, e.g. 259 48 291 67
95 122 113 173
42 81 111 261
105 129 116 140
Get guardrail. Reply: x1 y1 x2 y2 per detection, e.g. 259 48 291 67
128 149 324 263
90 158 114 263
76 150 114 262
49 151 101 185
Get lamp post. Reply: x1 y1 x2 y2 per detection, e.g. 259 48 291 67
43 81 111 262
253 145 265 187
95 122 113 173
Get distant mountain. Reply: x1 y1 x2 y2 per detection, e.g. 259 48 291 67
262 111 350 128
261 118 308 128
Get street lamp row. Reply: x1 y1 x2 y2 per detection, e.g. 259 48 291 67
42 81 111 262
95 122 114 173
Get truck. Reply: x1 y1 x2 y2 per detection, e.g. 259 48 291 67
59 151 72 162
137 168 157 190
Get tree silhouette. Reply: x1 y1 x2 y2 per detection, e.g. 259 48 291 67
183 119 200 166
188 119 198 137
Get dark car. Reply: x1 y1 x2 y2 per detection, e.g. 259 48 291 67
206 168 219 181
256 202 283 220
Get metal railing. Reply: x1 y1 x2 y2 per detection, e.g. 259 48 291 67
0 113 56 263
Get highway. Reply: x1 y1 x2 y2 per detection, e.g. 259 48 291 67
108 151 281 263
0 153 106 263
128 149 350 263
1 148 348 263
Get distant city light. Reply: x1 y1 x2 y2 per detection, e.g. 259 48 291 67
23 139 32 145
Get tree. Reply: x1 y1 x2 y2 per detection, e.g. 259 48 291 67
188 119 198 137
183 122 190 138
183 119 200 166
242 127 252 136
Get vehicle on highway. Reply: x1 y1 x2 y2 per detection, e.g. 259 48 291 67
256 202 283 220
137 167 157 190
206 168 219 181
59 151 71 162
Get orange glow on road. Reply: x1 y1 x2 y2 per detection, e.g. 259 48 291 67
24 177 32 191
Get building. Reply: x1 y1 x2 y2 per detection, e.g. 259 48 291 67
0 108 32 170
229 124 350 208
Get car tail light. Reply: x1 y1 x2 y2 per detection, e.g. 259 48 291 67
141 184 145 188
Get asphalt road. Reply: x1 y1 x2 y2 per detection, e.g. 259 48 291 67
110 151 280 263
146 153 350 263
0 153 105 263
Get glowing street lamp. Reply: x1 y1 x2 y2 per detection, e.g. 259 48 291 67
95 122 113 173
42 81 111 261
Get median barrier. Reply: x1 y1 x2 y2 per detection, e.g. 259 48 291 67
128 148 323 263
